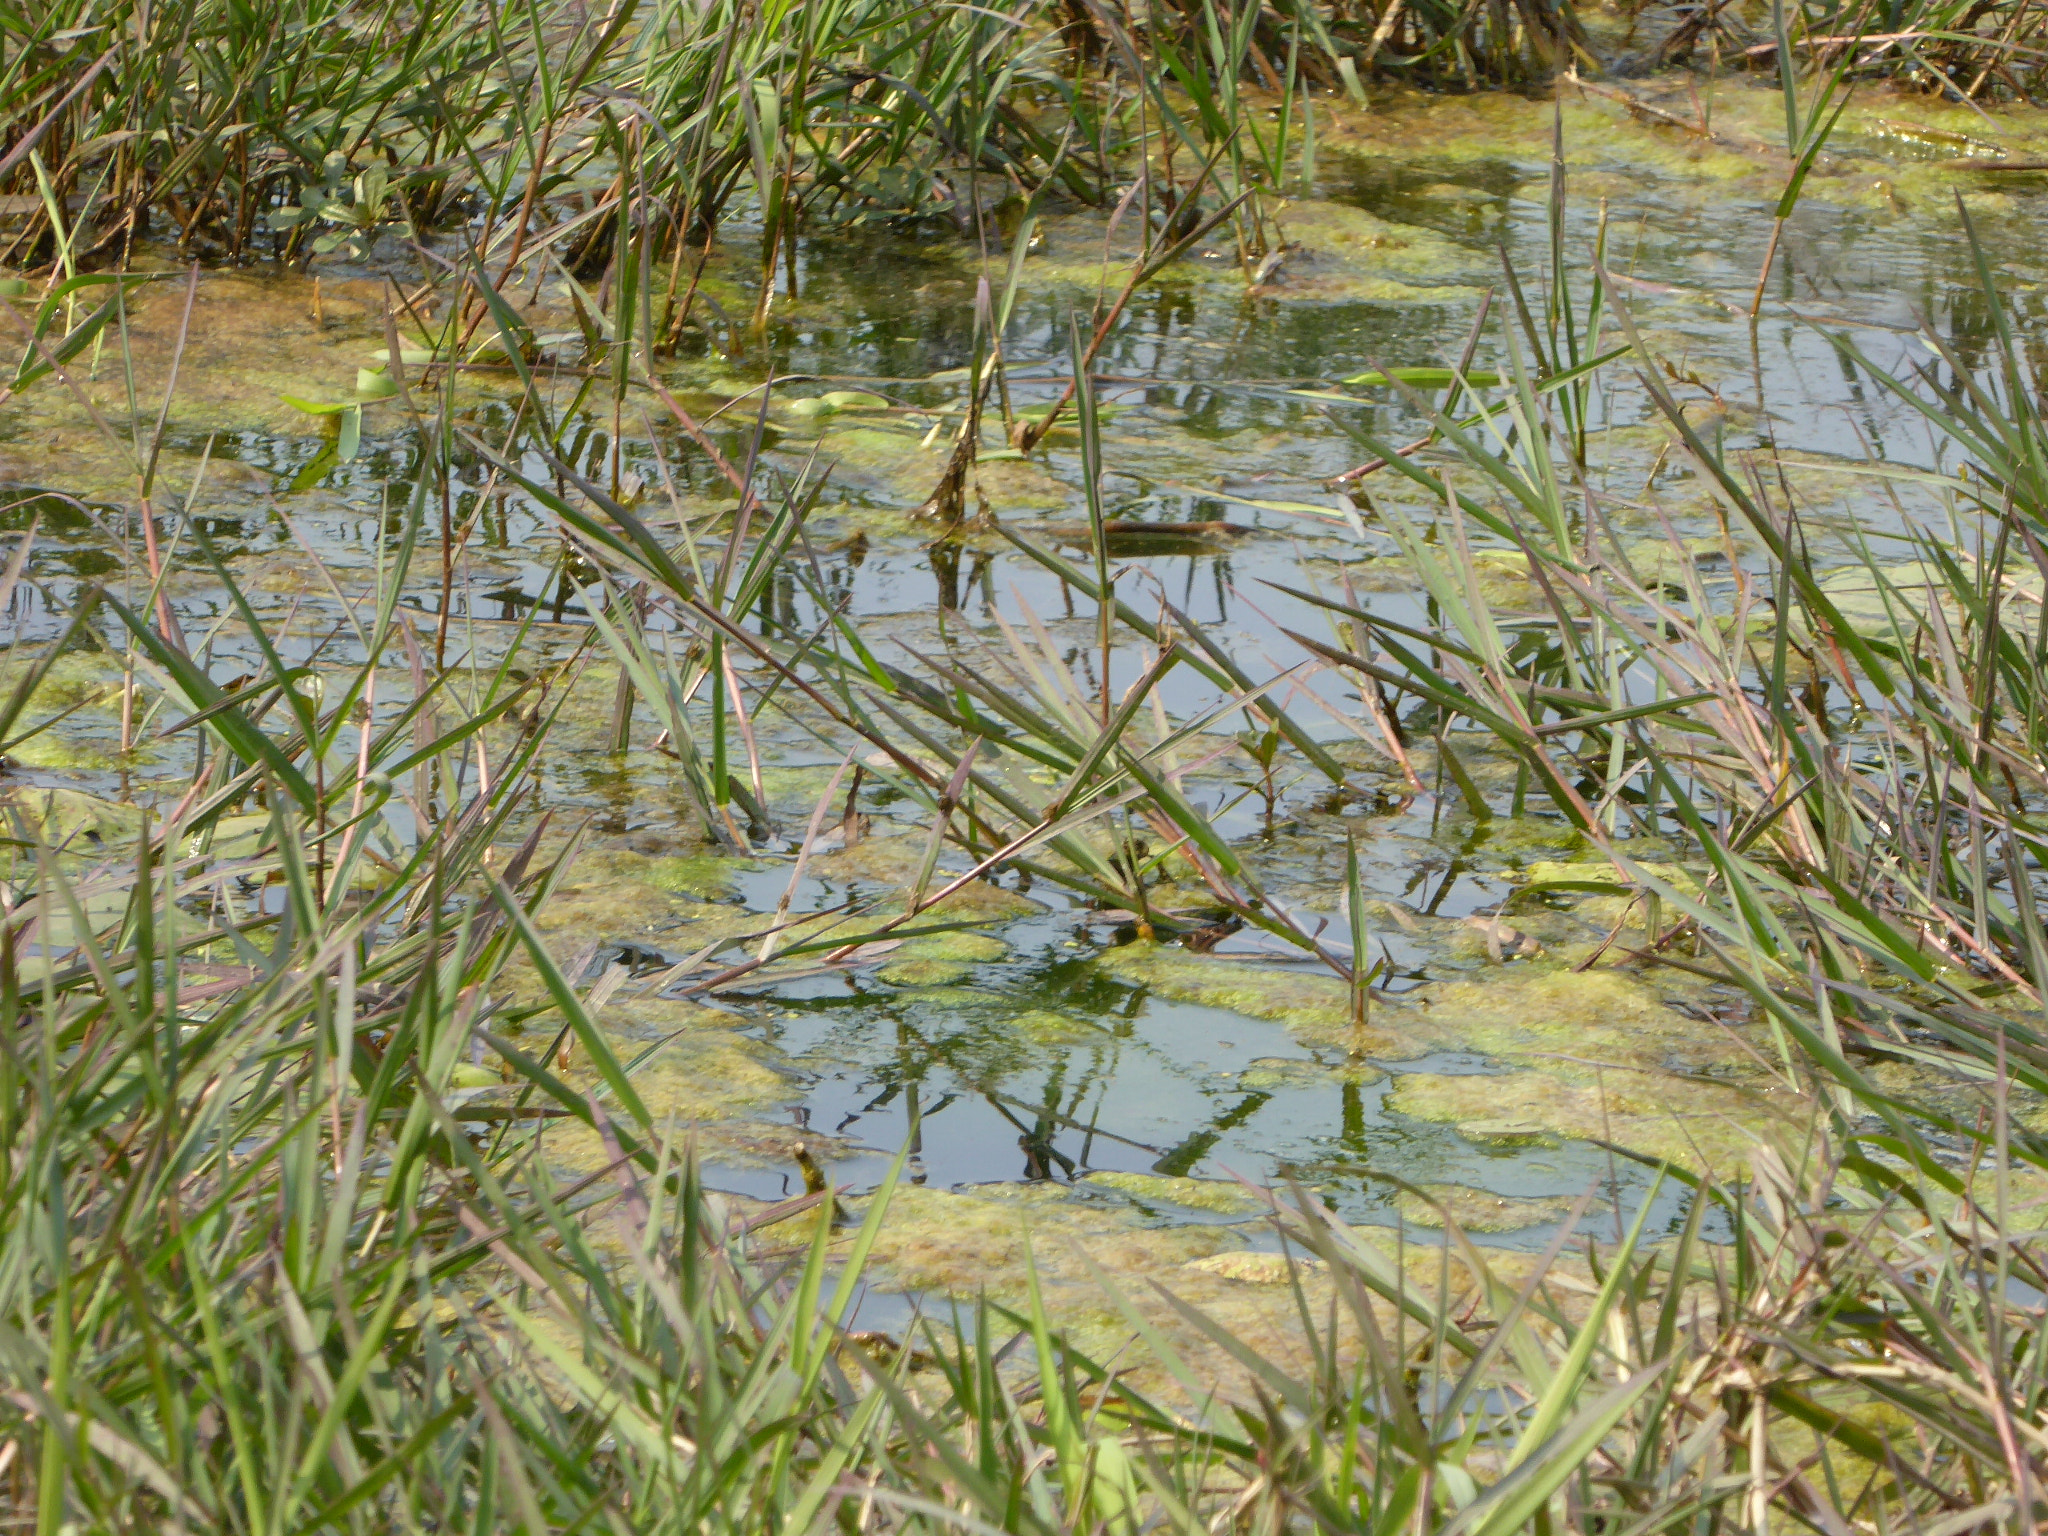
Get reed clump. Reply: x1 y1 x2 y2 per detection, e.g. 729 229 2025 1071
0 0 1710 284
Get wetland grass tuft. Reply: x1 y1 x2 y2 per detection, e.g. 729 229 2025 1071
10 2 2048 1529
2 0 1863 292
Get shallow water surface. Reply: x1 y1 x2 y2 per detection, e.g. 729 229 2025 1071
7 79 2045 1264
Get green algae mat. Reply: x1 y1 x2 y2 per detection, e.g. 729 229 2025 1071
8 80 2046 1313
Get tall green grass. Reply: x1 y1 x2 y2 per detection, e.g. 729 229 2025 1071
0 0 1112 274
0 0 1645 292
8 5 2048 1526
8 339 2048 1525
7 0 2041 307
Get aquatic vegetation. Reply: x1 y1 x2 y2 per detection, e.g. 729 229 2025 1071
1096 940 1363 1040
16 0 2048 1521
1082 1168 1268 1214
1392 1183 1577 1231
875 956 976 984
1387 1065 1800 1175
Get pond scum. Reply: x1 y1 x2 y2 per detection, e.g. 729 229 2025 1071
12 0 2048 1530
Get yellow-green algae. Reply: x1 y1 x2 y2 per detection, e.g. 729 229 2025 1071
876 957 974 986
813 827 1044 918
873 929 1009 982
820 1178 1610 1403
1098 942 1797 1171
1250 201 1485 304
1387 1067 1803 1177
1082 1171 1266 1215
1008 1008 1116 1044
894 929 1009 963
1097 943 1367 1041
0 651 124 715
523 998 814 1176
1411 968 1749 1076
530 865 761 950
1869 1057 2048 1142
971 455 1071 510
1181 1250 1322 1283
1237 1055 1383 1089
0 653 159 772
1517 857 1703 930
842 1181 1315 1396
1802 556 2017 640
618 851 753 901
0 784 145 851
855 1182 1237 1301
1393 1184 1577 1233
4 732 143 773
1099 942 1745 1074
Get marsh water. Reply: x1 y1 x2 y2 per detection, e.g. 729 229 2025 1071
9 79 2047 1273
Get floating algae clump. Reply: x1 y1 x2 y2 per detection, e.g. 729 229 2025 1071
1100 943 1790 1170
1181 1251 1322 1284
895 929 1008 963
4 732 139 773
816 830 1043 918
1258 202 1487 303
859 1183 1239 1306
1393 1184 1577 1233
633 851 756 901
1097 942 1755 1078
1402 967 1753 1079
1094 942 1369 1046
847 1183 1331 1399
974 455 1069 510
526 848 779 959
1237 1055 1382 1089
1465 815 1589 855
1793 553 2048 647
0 785 145 854
0 651 122 714
1388 1067 1801 1178
1868 1057 2048 1137
1083 1171 1265 1215
1450 1119 1563 1148
1009 1009 1113 1045
529 884 758 951
1518 857 1702 928
811 425 931 494
850 1179 1602 1404
536 1023 804 1177
783 390 890 417
877 958 974 986
625 1034 798 1122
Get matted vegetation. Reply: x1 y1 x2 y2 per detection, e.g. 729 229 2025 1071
7 0 2048 1530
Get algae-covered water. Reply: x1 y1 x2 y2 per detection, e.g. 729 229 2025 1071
8 79 2046 1290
